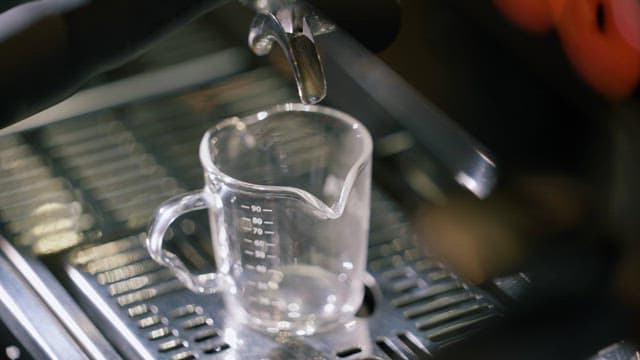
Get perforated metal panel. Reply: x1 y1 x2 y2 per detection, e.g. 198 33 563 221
63 193 498 359
0 14 506 355
0 67 501 359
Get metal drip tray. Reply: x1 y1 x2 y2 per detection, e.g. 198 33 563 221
0 15 505 358
63 190 498 359
0 59 508 360
35 69 497 359
0 65 499 358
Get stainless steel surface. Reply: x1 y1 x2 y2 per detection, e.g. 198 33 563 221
248 1 332 104
0 48 251 136
589 341 639 360
320 31 497 199
0 237 121 359
0 135 94 254
0 242 88 359
0 64 498 358
0 17 506 359
63 191 498 359
0 26 497 201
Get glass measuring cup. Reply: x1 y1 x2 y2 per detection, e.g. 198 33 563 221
147 103 372 335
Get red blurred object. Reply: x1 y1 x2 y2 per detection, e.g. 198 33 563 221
547 0 568 24
556 0 640 100
493 0 555 33
611 0 640 51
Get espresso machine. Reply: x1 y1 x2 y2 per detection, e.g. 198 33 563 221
0 0 636 359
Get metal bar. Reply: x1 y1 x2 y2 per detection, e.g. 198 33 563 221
0 243 89 359
0 236 121 359
1 47 252 135
321 30 497 198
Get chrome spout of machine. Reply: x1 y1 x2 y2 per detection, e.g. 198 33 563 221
243 0 334 104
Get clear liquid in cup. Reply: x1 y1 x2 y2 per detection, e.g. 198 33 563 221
234 264 361 335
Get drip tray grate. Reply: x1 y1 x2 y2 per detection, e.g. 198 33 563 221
3 66 499 358
64 190 498 359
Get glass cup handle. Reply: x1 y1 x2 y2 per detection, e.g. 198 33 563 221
146 190 229 294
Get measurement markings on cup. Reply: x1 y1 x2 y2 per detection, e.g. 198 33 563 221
240 203 281 294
